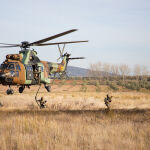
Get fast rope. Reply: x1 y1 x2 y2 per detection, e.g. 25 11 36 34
34 84 47 109
35 84 41 108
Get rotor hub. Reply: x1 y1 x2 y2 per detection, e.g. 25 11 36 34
64 52 71 57
21 41 30 48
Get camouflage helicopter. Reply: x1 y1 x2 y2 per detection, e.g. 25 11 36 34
0 29 88 95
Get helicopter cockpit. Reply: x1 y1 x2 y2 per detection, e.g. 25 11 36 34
0 63 20 70
0 63 8 70
0 62 21 80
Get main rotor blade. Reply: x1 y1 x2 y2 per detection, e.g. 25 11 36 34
0 45 20 48
30 29 78 45
69 57 85 60
0 43 20 46
35 40 88 46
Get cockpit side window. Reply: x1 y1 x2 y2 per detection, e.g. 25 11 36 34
8 64 15 70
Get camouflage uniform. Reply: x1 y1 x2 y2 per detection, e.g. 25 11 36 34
37 97 47 109
104 94 112 110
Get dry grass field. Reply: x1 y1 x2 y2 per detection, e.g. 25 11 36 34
0 84 150 150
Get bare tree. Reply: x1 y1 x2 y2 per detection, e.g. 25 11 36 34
110 64 119 78
141 65 149 88
102 63 111 80
88 64 94 77
134 64 141 81
88 62 103 78
119 64 130 82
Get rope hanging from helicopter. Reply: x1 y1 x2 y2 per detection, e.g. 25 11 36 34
34 84 47 109
34 71 47 109
35 84 42 108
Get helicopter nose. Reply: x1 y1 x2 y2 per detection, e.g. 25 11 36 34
0 73 6 79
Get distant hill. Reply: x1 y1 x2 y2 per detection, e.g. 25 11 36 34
66 66 112 77
66 66 89 77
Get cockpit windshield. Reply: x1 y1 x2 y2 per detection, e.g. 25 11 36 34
0 63 15 70
0 64 8 69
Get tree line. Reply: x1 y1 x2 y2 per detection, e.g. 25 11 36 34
88 62 149 82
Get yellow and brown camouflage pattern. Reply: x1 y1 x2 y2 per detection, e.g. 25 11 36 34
0 49 69 86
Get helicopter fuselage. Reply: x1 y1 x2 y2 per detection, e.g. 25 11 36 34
0 49 69 87
0 50 50 86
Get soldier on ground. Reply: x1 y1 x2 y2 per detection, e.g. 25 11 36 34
104 94 112 110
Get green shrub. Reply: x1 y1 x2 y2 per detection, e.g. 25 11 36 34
59 79 66 86
145 84 150 90
86 80 95 85
95 80 100 87
72 80 77 86
109 83 119 91
94 80 101 92
80 82 87 92
124 82 141 91
96 86 101 92
117 80 124 86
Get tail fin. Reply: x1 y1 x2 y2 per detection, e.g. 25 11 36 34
59 54 69 72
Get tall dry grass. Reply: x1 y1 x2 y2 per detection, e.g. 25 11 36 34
0 109 150 150
0 91 150 110
0 85 150 149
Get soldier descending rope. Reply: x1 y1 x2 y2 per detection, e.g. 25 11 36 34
104 94 112 110
36 97 47 109
35 85 47 109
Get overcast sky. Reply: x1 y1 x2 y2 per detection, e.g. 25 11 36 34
0 0 150 70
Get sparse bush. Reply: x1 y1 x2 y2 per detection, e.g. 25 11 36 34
99 80 106 85
71 80 77 86
145 84 150 90
124 83 134 90
96 86 101 92
87 80 96 85
117 80 124 86
124 82 141 91
80 82 87 92
95 80 101 92
106 80 110 85
109 83 119 91
95 80 100 87
59 79 66 86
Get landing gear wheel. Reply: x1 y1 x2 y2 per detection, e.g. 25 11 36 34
6 89 14 95
45 85 51 92
19 86 25 93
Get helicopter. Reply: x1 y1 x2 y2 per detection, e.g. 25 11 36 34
0 29 88 95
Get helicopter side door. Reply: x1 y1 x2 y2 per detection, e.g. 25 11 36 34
25 65 34 80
